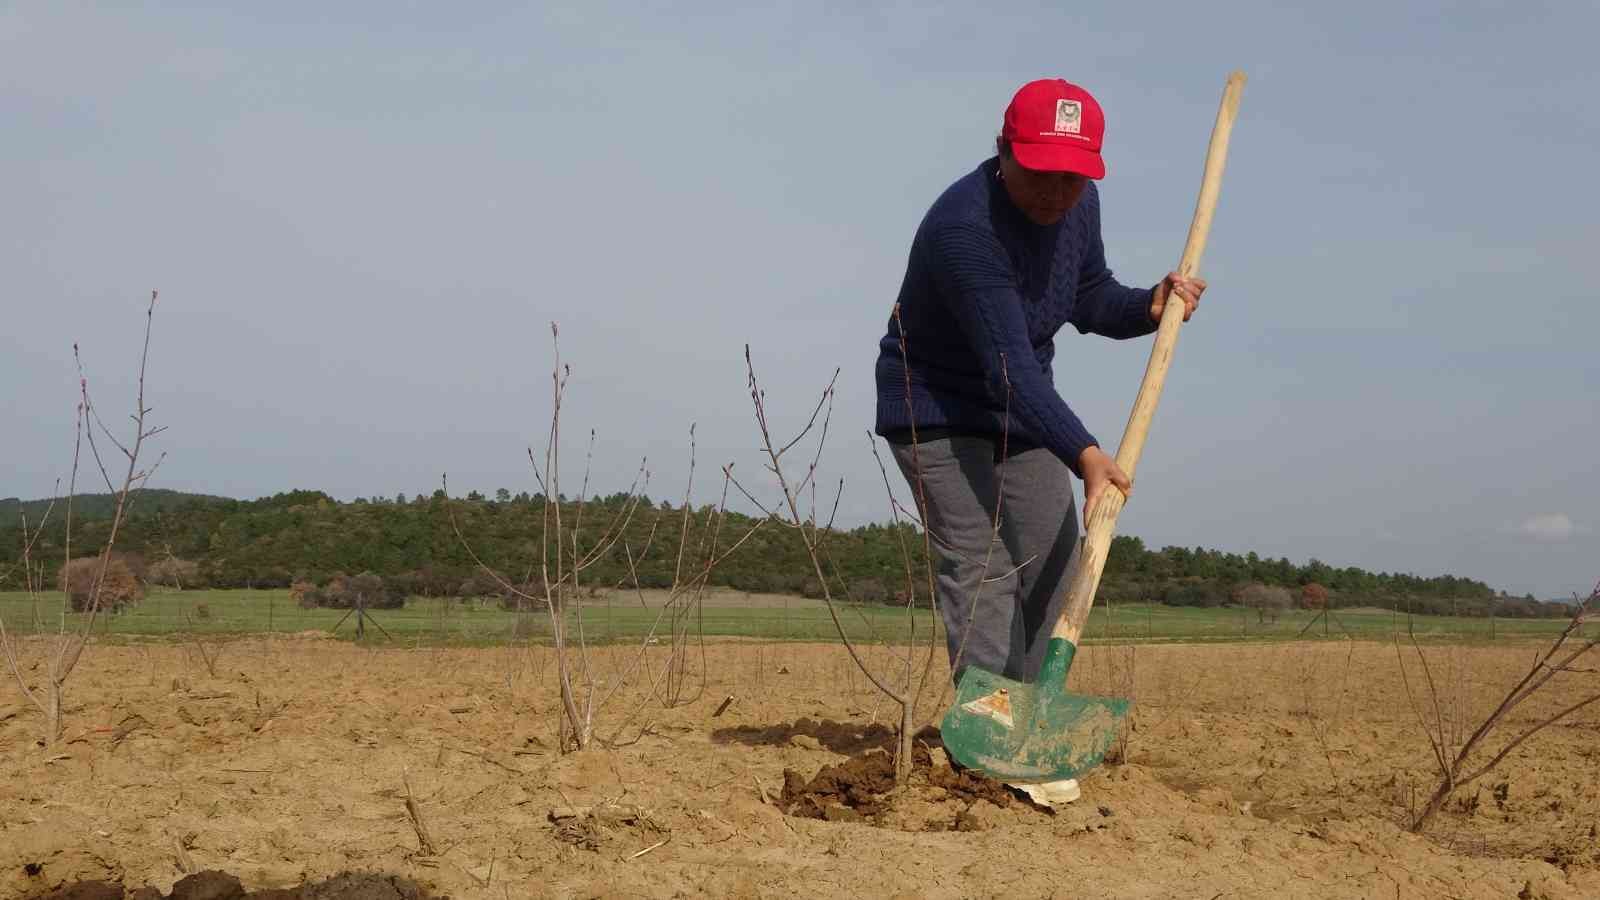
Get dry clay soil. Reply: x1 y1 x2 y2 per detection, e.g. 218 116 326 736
2 636 1598 898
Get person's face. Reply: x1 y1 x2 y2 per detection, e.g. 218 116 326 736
998 151 1089 226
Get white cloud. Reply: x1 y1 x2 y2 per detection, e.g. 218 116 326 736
1516 513 1577 542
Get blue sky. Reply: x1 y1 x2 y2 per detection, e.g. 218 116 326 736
3 2 1595 598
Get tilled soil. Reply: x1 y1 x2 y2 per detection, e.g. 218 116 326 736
2 637 1597 898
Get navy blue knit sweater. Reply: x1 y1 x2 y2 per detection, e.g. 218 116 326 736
874 157 1157 474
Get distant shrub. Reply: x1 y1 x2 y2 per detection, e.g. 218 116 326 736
148 556 203 589
317 571 404 610
1235 583 1293 623
58 556 145 613
290 579 321 609
118 552 149 582
851 577 889 605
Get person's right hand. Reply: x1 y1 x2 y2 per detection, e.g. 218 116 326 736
1077 445 1132 528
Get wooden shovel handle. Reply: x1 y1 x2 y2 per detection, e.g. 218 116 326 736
1053 71 1246 646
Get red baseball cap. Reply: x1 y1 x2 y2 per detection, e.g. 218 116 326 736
1001 79 1106 179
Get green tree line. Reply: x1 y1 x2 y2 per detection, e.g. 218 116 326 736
0 489 230 524
0 489 1568 618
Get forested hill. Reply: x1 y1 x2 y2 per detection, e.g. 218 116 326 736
0 489 230 524
0 488 1562 617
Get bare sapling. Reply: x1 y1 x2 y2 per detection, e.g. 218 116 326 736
159 539 224 678
737 343 966 782
601 428 759 714
448 323 762 751
1401 579 1600 832
184 610 223 679
1088 595 1139 765
660 424 716 707
737 310 1025 783
594 460 766 749
556 427 765 742
0 292 166 744
1294 637 1360 795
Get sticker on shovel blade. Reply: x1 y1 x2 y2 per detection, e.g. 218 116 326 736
961 688 1014 729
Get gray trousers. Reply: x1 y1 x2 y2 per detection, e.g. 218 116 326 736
891 435 1079 684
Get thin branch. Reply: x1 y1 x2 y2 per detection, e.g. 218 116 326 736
792 376 840 499
777 368 841 457
1453 691 1600 788
722 469 780 520
670 424 697 593
744 346 905 704
1394 631 1450 779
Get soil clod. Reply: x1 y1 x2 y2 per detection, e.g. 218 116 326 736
35 872 441 900
779 739 1021 829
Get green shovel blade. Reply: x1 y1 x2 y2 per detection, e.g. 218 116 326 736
940 638 1129 783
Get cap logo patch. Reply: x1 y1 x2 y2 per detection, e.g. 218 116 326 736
1054 99 1082 134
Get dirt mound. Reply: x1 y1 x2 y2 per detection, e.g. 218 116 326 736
32 871 439 900
713 715 899 754
781 748 898 820
779 737 1020 828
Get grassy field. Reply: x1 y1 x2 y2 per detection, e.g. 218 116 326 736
0 588 1584 646
0 588 934 646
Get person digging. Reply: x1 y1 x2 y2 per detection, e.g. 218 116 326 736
874 77 1206 804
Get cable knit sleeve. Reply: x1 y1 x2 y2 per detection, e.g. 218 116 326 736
1068 188 1159 340
925 224 1098 474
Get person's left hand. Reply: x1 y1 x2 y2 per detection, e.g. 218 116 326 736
1150 271 1206 323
